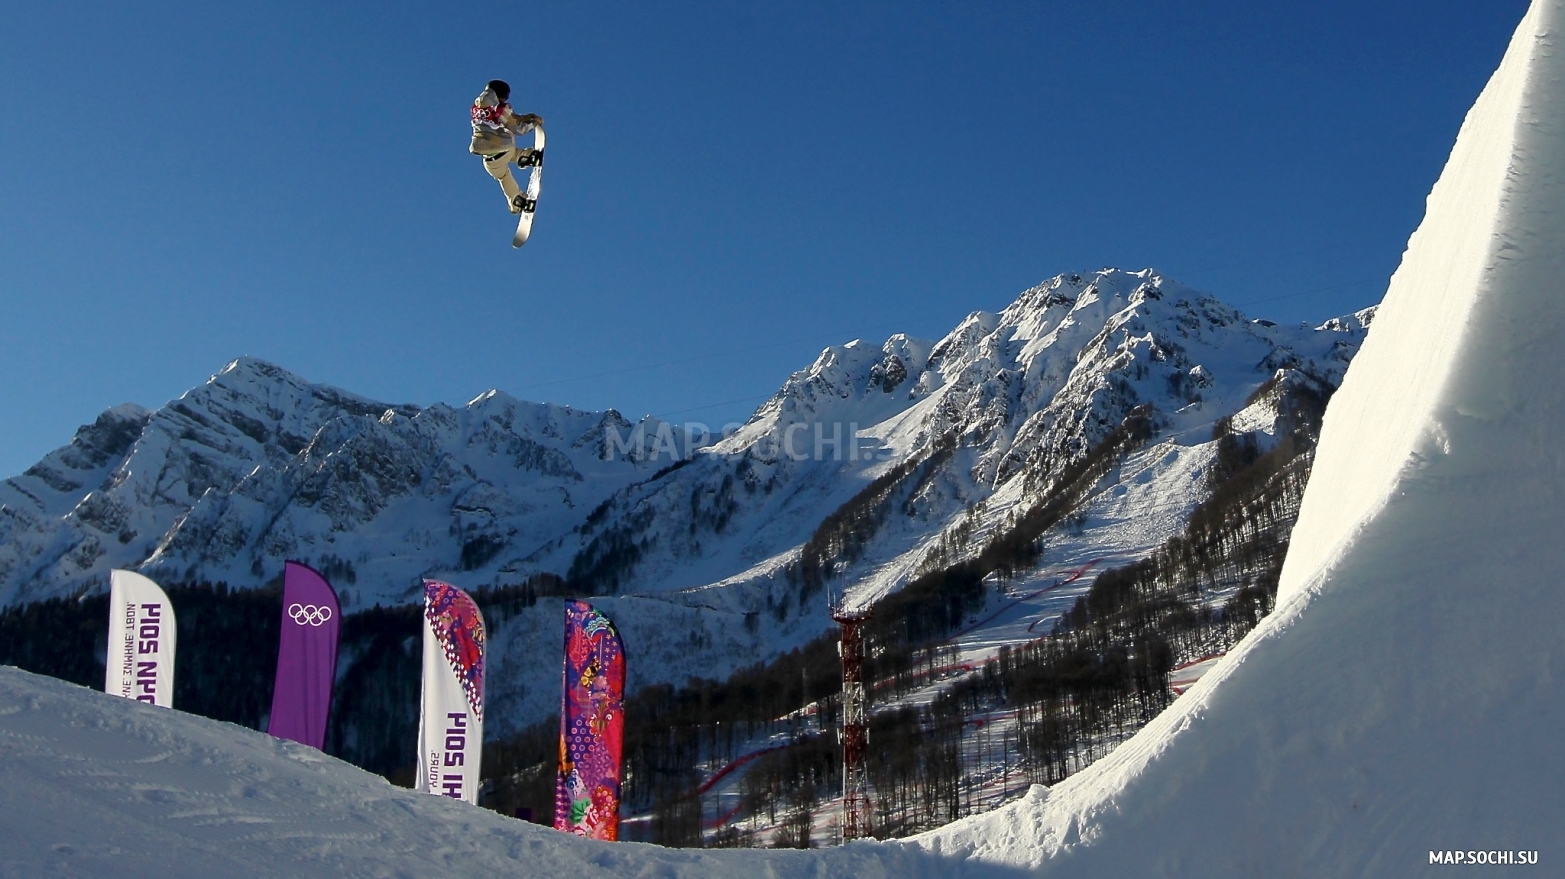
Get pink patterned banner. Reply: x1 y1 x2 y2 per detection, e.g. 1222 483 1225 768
417 580 485 804
555 600 625 840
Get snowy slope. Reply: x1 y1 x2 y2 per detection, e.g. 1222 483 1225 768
906 1 1565 873
0 667 1029 878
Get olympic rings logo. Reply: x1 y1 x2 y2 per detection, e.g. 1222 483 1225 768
288 603 334 627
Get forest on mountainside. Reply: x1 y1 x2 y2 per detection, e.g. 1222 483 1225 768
478 380 1329 844
0 378 1331 845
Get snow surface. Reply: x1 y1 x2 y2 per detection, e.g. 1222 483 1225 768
910 0 1565 873
0 668 1034 878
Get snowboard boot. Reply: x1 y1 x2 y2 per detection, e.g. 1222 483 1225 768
515 148 541 168
511 193 536 214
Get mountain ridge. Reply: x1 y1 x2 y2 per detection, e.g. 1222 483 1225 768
0 268 1373 735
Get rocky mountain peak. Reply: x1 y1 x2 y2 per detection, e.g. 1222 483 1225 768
0 270 1373 620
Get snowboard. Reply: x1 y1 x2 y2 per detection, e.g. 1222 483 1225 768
512 123 545 248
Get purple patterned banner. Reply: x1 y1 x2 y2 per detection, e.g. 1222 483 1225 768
266 561 340 750
555 600 626 840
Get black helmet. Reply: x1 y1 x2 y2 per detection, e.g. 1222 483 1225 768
487 79 511 102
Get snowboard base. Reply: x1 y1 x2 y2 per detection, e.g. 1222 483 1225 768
512 125 546 248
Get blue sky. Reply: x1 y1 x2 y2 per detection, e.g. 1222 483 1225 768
0 0 1531 478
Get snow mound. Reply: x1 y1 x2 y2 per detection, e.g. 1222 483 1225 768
0 667 1042 878
909 0 1565 873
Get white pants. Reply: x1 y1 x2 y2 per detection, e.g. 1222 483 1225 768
482 147 536 205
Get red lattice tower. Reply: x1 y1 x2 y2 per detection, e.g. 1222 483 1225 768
833 606 873 842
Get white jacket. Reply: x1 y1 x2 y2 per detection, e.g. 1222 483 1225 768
469 88 537 155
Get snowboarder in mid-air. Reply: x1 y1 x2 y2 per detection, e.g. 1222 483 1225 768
470 79 543 216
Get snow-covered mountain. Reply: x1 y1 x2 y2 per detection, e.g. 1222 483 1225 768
545 270 1370 614
0 360 694 609
0 269 1372 733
